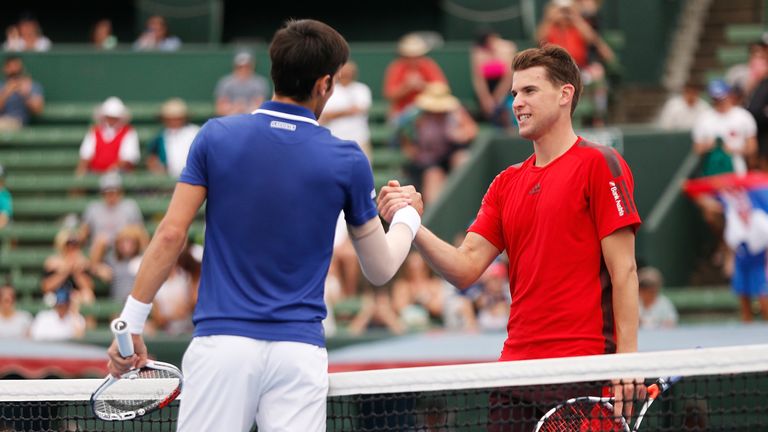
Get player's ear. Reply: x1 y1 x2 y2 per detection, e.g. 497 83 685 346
316 74 333 98
560 83 575 108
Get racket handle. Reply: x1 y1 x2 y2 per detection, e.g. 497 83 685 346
647 375 682 399
111 319 135 358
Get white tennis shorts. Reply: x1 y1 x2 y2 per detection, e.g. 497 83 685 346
176 335 328 432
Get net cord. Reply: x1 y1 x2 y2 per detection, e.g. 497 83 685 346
328 344 768 396
0 344 766 401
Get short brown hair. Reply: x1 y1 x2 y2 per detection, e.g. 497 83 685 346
269 19 349 102
513 45 582 116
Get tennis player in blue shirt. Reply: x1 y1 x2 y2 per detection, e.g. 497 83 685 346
107 19 421 431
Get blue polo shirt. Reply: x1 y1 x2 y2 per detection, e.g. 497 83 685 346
179 101 378 347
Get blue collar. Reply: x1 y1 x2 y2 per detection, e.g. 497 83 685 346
257 101 318 124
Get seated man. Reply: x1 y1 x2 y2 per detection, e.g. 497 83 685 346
29 285 86 341
76 97 140 176
80 172 144 262
214 51 269 116
0 55 44 131
147 98 201 178
383 33 448 122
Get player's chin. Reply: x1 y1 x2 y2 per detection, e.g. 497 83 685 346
517 124 535 139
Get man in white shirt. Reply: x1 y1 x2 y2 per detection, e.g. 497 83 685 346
692 79 758 176
656 82 710 130
29 285 86 341
147 98 200 178
75 97 140 176
320 61 373 159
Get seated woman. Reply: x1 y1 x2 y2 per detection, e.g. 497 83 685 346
471 30 516 129
397 83 477 205
40 228 95 307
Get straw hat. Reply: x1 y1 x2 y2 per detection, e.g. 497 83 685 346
398 34 430 58
415 82 460 113
160 98 188 119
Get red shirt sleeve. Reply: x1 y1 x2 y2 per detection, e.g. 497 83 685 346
588 148 642 239
383 61 409 100
468 172 506 251
419 58 448 83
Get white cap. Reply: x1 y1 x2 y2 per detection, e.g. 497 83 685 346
234 51 253 66
100 97 129 119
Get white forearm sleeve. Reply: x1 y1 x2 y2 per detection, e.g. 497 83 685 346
349 217 415 286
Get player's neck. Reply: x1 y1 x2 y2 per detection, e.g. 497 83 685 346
271 95 320 118
531 120 578 167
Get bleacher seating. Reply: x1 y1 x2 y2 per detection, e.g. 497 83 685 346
0 68 417 327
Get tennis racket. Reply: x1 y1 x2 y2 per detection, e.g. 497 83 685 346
534 375 682 432
90 319 183 421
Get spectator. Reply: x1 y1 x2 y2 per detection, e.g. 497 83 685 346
0 55 44 131
146 98 201 178
0 164 11 230
720 189 768 322
691 80 757 272
149 245 200 335
745 49 768 171
537 0 614 126
0 283 32 338
392 252 477 331
327 212 362 299
726 40 768 101
346 283 405 336
656 82 710 131
470 30 516 129
383 33 448 121
75 97 140 176
90 224 148 303
133 15 181 51
474 261 511 331
637 267 678 329
397 82 477 205
41 229 96 306
91 19 117 50
29 286 86 341
214 51 269 116
693 80 757 177
3 15 51 52
319 61 373 158
80 172 144 262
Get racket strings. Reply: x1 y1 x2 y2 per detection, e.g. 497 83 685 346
539 401 622 432
93 367 181 416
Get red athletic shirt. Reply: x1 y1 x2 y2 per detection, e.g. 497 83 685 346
468 138 641 361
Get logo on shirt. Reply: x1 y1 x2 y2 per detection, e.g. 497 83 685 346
370 189 376 199
528 183 541 195
609 181 625 216
270 120 296 131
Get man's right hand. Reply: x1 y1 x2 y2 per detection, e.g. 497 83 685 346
377 180 423 223
107 333 149 377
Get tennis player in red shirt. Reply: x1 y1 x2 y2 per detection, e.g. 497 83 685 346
379 45 643 430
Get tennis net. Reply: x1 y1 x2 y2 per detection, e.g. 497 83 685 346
0 344 766 431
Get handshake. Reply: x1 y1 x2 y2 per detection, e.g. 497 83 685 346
377 180 424 223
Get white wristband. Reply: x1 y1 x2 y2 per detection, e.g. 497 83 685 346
391 205 421 240
119 295 153 334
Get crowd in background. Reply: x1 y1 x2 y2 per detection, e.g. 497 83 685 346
0 0 693 342
655 31 768 322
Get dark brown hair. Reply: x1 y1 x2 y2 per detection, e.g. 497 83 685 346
269 19 349 102
513 45 582 116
